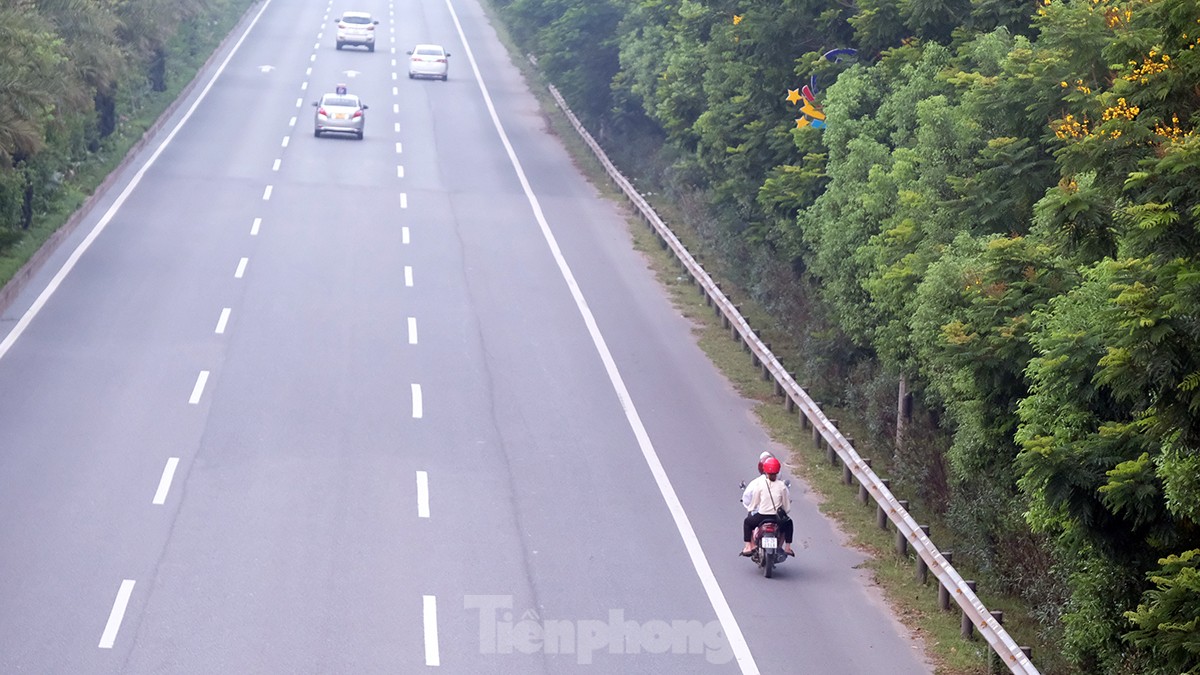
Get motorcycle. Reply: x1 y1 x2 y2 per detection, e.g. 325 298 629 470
740 480 792 578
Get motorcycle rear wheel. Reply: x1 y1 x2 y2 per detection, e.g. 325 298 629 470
763 549 774 578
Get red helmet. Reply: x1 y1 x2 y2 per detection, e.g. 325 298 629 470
762 457 782 474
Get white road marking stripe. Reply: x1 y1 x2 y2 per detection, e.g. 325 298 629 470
392 86 398 96
392 103 399 114
416 471 429 517
288 117 296 127
0 0 278 365
262 185 273 200
423 595 439 666
215 307 231 334
301 81 308 90
310 54 316 62
153 458 180 505
445 0 758 670
306 66 312 76
282 135 290 147
400 193 407 209
397 165 404 178
402 227 410 244
411 384 422 418
394 122 400 133
189 371 210 404
404 266 413 287
251 217 261 235
296 97 303 107
408 317 418 344
272 159 281 171
391 59 397 67
98 580 136 649
391 72 397 81
235 257 248 278
395 142 402 153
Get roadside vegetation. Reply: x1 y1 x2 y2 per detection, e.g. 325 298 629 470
0 0 256 280
485 0 1200 672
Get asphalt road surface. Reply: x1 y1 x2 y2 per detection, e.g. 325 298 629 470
0 0 934 672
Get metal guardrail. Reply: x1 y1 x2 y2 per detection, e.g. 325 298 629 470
541 82 1040 675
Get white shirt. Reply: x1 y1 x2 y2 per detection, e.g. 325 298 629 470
745 476 790 515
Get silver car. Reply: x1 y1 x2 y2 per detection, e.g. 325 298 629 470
407 44 450 81
313 93 367 139
336 11 378 51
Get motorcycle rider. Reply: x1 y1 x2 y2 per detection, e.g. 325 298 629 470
742 451 782 511
741 457 795 557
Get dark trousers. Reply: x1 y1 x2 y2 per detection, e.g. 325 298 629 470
743 512 793 543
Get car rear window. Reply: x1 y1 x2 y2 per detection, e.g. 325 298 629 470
416 48 443 56
343 15 372 24
323 97 358 107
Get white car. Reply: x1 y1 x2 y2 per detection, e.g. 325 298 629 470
407 44 450 80
336 11 378 51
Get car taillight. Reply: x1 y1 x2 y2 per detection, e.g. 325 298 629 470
338 22 347 29
436 58 446 63
317 107 328 117
352 110 363 119
366 25 374 30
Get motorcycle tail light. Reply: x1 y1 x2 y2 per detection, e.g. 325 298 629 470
762 523 777 533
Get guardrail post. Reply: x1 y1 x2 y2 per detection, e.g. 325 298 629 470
842 461 853 485
799 409 810 429
988 611 1005 673
938 551 954 609
877 480 890 530
962 581 978 639
895 501 910 556
857 459 872 503
916 525 930 583
811 425 822 448
785 396 795 413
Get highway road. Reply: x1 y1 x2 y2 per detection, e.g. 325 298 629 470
0 0 933 672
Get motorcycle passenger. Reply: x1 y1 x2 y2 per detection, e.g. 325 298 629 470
741 457 794 557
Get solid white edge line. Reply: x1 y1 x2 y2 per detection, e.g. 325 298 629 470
98 580 136 648
189 370 210 404
444 1 758 672
411 383 423 418
408 317 418 344
215 307 231 334
153 457 181 505
423 595 440 666
0 0 277 364
416 471 429 518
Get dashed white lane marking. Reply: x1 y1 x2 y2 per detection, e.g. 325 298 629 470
272 159 281 171
408 317 418 344
235 257 248 278
152 458 181 505
396 165 404 178
98 580 136 649
444 0 758 670
262 185 273 200
391 72 397 81
411 384 423 418
288 117 296 127
313 42 319 50
282 136 290 147
416 471 429 517
306 66 312 76
301 81 308 90
392 103 399 114
395 142 402 153
310 54 316 62
394 122 400 133
401 227 410 244
404 266 413 287
251 217 261 235
392 86 398 96
295 97 303 107
215 308 231 334
189 371 210 404
391 59 397 67
423 595 440 666
400 193 407 209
